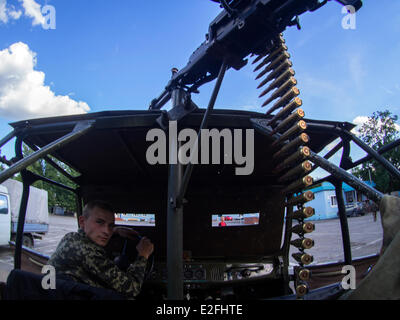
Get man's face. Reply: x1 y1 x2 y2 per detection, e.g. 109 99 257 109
79 206 115 247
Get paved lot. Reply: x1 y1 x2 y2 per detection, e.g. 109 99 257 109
289 212 382 267
0 212 383 282
0 214 78 281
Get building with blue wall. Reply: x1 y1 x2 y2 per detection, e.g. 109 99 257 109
304 181 376 221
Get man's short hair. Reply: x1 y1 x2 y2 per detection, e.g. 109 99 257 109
82 200 115 218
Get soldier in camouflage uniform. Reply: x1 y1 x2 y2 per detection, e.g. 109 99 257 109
48 200 154 299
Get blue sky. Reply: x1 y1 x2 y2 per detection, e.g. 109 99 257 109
0 0 399 178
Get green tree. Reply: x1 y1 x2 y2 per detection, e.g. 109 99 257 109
43 156 78 212
352 110 400 193
13 145 78 212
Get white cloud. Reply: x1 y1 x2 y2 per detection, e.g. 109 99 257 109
8 7 22 20
351 115 369 136
0 42 90 120
0 0 44 26
351 115 400 137
352 115 369 126
0 0 23 23
0 0 7 23
19 0 44 26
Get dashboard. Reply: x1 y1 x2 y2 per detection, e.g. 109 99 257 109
107 234 285 299
139 260 285 299
146 261 276 284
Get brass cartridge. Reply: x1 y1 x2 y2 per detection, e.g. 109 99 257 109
297 268 311 281
256 59 292 82
272 133 309 159
278 161 312 183
282 175 313 194
271 108 305 135
291 222 315 235
259 69 296 98
290 238 315 250
271 121 307 147
264 86 300 110
253 44 288 71
267 97 302 127
287 207 315 220
292 252 314 265
274 146 310 173
254 51 290 73
260 76 296 103
296 282 309 297
285 191 315 206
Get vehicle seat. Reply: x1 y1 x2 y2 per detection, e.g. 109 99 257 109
3 269 126 300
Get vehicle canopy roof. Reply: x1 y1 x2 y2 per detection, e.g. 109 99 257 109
9 109 354 259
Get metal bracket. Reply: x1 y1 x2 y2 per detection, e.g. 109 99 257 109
156 99 198 130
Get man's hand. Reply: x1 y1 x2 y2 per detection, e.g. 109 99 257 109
136 237 154 260
113 226 140 241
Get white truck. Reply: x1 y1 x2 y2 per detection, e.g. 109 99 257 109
0 179 49 248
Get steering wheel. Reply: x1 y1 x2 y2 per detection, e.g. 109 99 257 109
113 238 131 270
110 233 154 280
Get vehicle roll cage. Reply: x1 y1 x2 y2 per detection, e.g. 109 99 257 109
0 79 399 299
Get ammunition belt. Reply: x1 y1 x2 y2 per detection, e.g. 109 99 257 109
253 33 318 299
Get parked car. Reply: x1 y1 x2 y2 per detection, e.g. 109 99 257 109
344 202 366 217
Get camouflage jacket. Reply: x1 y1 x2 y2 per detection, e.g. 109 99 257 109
48 229 147 299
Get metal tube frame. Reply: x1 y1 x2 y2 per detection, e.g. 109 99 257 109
166 61 227 299
281 196 294 295
352 137 400 168
30 171 76 193
308 150 383 204
313 136 400 187
307 132 390 265
0 129 18 149
4 97 398 295
14 170 32 269
341 129 400 179
5 122 93 270
323 140 343 160
333 180 352 265
167 84 185 300
166 139 184 300
0 121 94 184
24 141 79 184
13 169 77 268
13 136 35 269
337 138 352 265
307 123 400 177
75 189 83 226
178 60 228 204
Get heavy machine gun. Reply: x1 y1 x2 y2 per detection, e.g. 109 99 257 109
150 0 363 110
